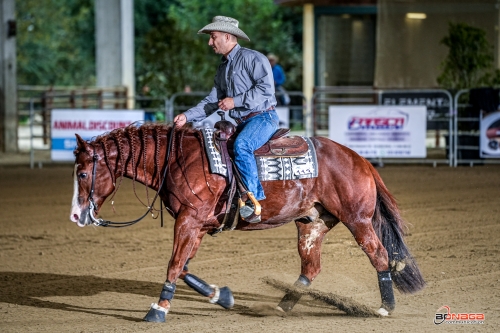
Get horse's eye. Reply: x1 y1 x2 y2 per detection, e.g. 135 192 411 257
78 173 87 180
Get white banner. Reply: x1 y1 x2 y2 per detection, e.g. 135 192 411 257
193 107 290 129
51 109 145 161
275 106 290 128
480 111 500 158
328 106 427 158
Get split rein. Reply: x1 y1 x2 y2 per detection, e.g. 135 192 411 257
87 126 175 228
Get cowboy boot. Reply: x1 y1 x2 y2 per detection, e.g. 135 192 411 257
239 192 261 223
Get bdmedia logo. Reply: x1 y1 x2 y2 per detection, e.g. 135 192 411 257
434 305 485 325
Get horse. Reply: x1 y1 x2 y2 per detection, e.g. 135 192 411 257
70 122 425 322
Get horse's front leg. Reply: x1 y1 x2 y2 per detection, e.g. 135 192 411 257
180 233 234 310
143 214 202 322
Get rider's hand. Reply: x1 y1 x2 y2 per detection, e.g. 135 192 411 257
218 97 234 111
173 114 187 127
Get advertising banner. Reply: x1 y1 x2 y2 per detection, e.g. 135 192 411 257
380 92 450 116
380 91 450 130
328 106 427 158
193 107 290 128
480 111 500 158
51 109 145 161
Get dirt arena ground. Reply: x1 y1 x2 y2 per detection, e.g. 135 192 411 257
0 163 499 332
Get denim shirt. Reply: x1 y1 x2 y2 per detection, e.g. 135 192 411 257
183 44 277 123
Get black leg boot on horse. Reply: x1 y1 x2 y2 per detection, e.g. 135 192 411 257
181 259 234 309
144 236 235 322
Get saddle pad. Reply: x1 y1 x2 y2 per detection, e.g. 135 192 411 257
201 127 228 176
256 137 318 181
201 128 319 181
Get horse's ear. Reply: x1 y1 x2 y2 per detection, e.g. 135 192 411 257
75 134 87 150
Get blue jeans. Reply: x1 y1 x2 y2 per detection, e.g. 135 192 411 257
234 110 279 201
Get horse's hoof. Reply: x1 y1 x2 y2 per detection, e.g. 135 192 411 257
143 303 168 322
217 286 234 309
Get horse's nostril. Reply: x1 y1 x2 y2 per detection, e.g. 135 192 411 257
73 214 79 221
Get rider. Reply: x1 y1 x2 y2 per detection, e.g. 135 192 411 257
173 16 279 223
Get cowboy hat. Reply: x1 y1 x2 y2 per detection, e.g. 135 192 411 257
267 53 279 62
198 16 250 41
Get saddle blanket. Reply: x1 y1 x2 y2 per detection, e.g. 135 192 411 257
201 127 319 181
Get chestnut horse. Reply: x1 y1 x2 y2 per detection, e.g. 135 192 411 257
70 123 425 322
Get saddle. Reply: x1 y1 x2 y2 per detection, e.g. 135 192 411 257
216 124 309 158
213 113 310 177
209 111 310 235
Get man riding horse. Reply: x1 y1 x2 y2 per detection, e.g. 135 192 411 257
173 16 279 223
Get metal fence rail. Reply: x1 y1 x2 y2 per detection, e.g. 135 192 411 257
18 85 500 168
313 86 377 136
453 89 500 166
25 92 170 168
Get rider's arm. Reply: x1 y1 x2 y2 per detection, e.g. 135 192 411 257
183 86 219 123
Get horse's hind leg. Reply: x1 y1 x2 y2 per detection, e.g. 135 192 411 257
277 210 337 312
343 217 395 316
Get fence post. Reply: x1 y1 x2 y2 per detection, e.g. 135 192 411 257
29 98 34 169
305 95 313 137
165 98 173 123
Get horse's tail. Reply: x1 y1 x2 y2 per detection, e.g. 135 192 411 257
368 163 426 294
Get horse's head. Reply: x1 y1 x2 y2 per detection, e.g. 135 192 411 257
70 134 115 227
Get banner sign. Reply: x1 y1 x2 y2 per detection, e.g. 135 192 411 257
380 92 450 130
51 109 145 161
380 91 450 117
328 106 427 158
193 107 290 129
480 111 500 158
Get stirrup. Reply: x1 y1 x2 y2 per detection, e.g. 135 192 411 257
239 193 261 223
239 191 261 215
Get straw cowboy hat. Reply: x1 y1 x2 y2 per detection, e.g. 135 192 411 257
267 53 279 62
198 16 250 41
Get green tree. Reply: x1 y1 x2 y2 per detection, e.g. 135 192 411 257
16 0 302 95
16 0 95 86
137 0 302 96
438 22 500 90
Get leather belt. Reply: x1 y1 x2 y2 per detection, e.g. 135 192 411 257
235 106 275 124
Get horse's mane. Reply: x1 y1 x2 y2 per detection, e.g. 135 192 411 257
74 122 204 210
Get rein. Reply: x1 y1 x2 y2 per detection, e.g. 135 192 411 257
87 126 175 228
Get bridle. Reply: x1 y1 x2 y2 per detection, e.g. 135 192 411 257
87 126 175 228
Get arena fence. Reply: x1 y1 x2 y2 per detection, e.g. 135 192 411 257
20 86 500 168
18 86 129 150
313 87 454 167
453 89 500 166
25 91 169 168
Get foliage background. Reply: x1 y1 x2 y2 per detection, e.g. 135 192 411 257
16 0 95 86
16 0 303 95
438 22 500 90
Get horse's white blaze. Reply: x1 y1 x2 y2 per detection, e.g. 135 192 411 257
303 223 323 255
70 164 81 223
